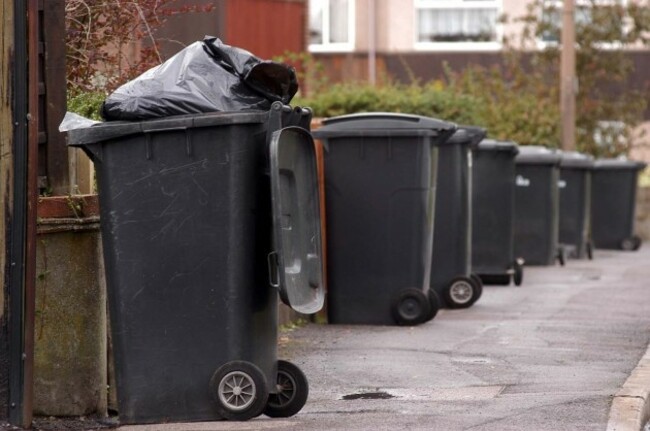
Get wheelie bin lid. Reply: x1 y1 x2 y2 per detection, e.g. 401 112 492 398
312 112 457 143
476 139 519 155
446 125 487 148
515 145 562 165
269 127 325 315
67 110 270 148
593 158 647 171
68 109 325 315
557 150 594 169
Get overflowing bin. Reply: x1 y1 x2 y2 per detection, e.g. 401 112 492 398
68 103 324 424
558 151 595 259
430 126 487 308
313 113 456 326
591 158 647 250
471 139 524 286
513 146 564 266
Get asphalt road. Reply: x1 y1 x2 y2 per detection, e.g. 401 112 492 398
119 247 650 431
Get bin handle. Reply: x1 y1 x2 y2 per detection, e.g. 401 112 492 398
267 251 280 289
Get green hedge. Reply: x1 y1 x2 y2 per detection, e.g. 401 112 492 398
67 81 558 150
294 82 483 127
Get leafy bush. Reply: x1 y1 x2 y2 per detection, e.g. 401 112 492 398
443 62 561 147
67 92 105 120
296 81 483 126
65 0 213 96
493 0 649 155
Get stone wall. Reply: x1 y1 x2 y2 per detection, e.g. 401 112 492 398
636 186 650 241
34 197 107 416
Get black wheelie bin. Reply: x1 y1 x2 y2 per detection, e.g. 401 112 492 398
430 126 487 308
67 102 324 424
558 151 595 259
591 158 647 251
513 146 564 266
471 139 524 286
313 113 457 326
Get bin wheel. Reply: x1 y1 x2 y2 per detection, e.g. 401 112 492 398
210 361 269 421
622 236 642 251
513 261 524 286
586 241 594 260
425 290 441 322
263 360 309 418
470 273 483 290
391 288 431 326
469 273 483 305
444 277 478 309
557 248 566 266
620 237 635 251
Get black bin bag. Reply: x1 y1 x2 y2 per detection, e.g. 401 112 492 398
101 36 299 121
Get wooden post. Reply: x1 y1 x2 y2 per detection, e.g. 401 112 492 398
24 0 40 425
0 0 38 426
367 0 376 85
560 0 577 151
42 0 70 195
0 0 17 420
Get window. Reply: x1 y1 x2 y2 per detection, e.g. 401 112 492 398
539 0 628 43
309 0 355 52
415 0 502 50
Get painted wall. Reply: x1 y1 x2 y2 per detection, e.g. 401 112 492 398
342 0 649 53
226 0 307 59
351 0 528 53
156 0 307 61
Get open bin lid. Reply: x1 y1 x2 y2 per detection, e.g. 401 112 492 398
269 127 325 314
515 145 562 166
477 139 519 155
557 151 594 169
594 158 647 171
447 125 487 148
312 112 456 144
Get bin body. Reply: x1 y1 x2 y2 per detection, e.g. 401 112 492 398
591 159 646 250
558 152 594 259
430 126 486 306
68 107 323 424
513 146 562 266
471 140 519 279
313 113 455 325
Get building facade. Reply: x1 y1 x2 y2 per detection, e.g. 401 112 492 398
308 0 650 154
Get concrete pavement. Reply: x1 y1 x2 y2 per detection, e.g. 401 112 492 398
119 247 650 431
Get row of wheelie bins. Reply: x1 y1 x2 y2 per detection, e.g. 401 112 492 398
509 146 646 266
477 144 645 271
67 106 646 425
314 114 647 329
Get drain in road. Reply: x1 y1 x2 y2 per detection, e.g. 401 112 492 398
341 391 395 400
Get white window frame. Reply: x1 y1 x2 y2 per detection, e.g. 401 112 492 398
308 0 356 53
536 0 629 50
414 0 504 51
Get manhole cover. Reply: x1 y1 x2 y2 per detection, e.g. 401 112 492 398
341 391 395 400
